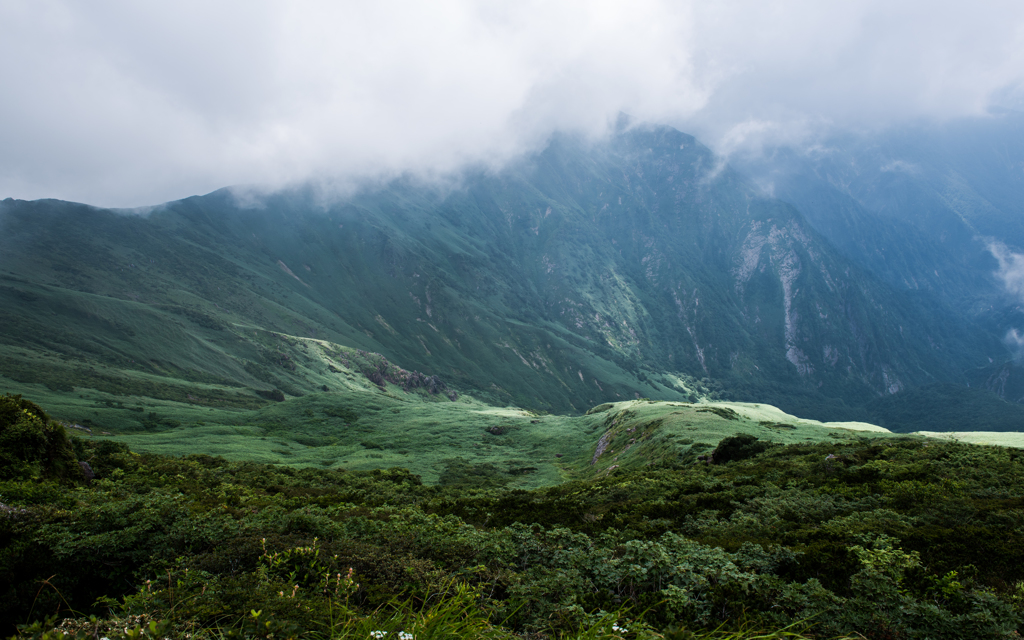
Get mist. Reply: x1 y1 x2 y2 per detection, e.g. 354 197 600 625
2 0 1023 208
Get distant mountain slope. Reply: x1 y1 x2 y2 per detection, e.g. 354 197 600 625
0 124 1010 422
739 114 1024 310
734 112 1024 406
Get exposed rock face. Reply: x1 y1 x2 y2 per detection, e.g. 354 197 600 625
351 350 453 399
591 430 613 465
78 461 95 482
0 502 28 519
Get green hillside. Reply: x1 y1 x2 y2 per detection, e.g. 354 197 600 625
0 124 1011 427
2 392 1023 639
4 115 1024 634
0 352 900 490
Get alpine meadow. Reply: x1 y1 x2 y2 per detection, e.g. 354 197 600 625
4 5 1024 639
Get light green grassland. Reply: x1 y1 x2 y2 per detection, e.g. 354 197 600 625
102 397 915 487
570 400 897 480
4 326 1021 487
914 430 1024 448
3 370 921 489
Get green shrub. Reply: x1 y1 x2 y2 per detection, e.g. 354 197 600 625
323 406 360 423
2 395 1024 639
710 434 770 464
0 394 81 482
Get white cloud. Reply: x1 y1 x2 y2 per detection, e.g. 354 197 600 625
989 240 1024 302
987 240 1024 354
2 0 1024 207
879 160 919 173
1005 328 1024 353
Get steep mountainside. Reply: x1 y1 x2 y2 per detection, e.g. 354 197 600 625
0 124 1010 422
735 112 1024 403
741 115 1024 309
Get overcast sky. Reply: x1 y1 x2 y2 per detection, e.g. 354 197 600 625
2 0 1024 208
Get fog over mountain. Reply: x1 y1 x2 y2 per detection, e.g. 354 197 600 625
10 7 1024 637
2 0 1024 207
6 1 1024 431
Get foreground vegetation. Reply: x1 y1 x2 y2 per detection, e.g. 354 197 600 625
3 393 1024 639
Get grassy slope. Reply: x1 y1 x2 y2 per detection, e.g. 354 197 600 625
4 347 914 488
8 325 1022 485
2 125 1012 427
0 181 696 421
915 430 1024 447
4 392 1024 638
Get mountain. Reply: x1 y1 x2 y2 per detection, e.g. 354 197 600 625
737 113 1024 310
0 123 1017 428
733 112 1024 407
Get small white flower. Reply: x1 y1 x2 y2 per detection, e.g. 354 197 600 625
398 633 414 640
612 624 628 633
370 632 387 639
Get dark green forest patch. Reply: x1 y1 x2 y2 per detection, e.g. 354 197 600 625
1 395 1022 639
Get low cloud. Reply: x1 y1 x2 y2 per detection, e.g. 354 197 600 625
988 241 1024 354
2 0 1024 207
879 160 919 174
1005 328 1024 353
989 241 1024 302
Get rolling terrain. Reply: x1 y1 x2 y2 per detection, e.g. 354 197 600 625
3 122 1021 438
3 121 1024 639
3 389 1024 639
0 328 906 488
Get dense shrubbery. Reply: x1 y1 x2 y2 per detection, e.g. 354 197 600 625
0 395 82 483
1 395 1023 639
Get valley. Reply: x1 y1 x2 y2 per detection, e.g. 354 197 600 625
4 123 1024 435
7 3 1024 637
4 120 1024 640
0 352 901 489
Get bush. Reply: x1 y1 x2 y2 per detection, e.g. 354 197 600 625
710 434 770 464
2 395 1024 639
256 389 286 402
0 394 81 482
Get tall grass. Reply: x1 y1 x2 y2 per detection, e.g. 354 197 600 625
13 599 860 640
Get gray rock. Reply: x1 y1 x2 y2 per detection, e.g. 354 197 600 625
79 461 95 482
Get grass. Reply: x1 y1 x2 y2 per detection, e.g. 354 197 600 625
4 327 1020 488
1 192 1021 486
0 192 698 418
4 137 1014 426
6 395 1023 639
914 430 1024 448
26 596 848 640
2 355 908 487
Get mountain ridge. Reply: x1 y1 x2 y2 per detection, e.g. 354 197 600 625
0 122 1019 428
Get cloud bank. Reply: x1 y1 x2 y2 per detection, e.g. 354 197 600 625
2 0 1024 207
